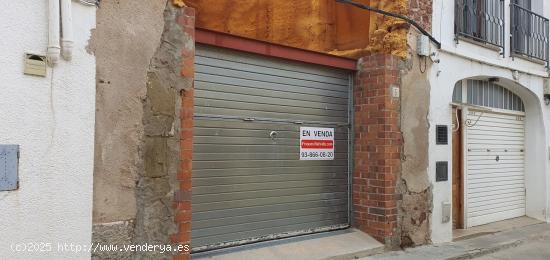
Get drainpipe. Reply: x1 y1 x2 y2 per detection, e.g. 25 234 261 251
61 0 73 60
47 0 61 65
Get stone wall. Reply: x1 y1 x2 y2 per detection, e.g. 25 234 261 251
409 0 433 32
90 1 195 259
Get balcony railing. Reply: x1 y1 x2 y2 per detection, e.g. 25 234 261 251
455 0 505 51
511 3 549 64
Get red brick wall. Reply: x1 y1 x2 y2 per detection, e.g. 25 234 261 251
353 54 402 245
172 6 195 260
409 0 433 32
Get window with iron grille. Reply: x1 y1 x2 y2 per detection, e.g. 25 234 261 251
510 0 550 64
455 0 505 51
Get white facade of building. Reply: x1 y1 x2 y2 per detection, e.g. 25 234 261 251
0 1 96 259
430 0 550 243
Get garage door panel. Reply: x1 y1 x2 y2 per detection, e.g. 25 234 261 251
467 174 524 184
196 56 349 86
194 152 348 161
196 46 348 79
191 220 348 249
193 142 348 152
467 139 524 146
193 193 347 213
468 182 524 193
467 144 524 150
467 179 524 189
468 132 524 140
467 135 524 142
193 45 351 250
194 198 347 219
194 135 348 146
467 202 525 218
195 119 349 132
196 81 349 105
193 212 348 239
465 110 525 228
469 163 524 168
467 159 524 165
468 190 524 201
467 155 523 161
195 89 349 111
467 164 524 171
193 173 347 186
468 192 525 204
195 127 348 140
192 183 348 199
466 151 523 157
193 179 348 195
193 204 349 230
468 196 525 208
195 97 348 118
468 208 526 227
194 160 348 170
473 116 524 125
467 187 525 199
195 89 348 111
196 75 349 100
467 125 525 133
193 166 348 178
196 106 347 124
467 167 523 174
196 64 348 92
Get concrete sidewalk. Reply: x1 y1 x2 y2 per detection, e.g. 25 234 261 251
193 229 384 260
362 223 550 260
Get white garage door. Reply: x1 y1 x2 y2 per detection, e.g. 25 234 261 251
465 110 526 227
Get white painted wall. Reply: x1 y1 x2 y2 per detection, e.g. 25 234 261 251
429 0 550 243
0 1 95 259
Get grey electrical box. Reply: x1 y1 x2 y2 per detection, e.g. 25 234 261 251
417 35 430 56
442 202 451 223
0 145 19 191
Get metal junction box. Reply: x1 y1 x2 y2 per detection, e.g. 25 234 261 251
0 145 19 191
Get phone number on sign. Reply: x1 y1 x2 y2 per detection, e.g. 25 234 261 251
300 151 334 158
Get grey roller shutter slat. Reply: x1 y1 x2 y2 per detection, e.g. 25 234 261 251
192 45 351 251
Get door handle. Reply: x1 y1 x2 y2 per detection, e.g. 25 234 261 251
269 131 278 140
496 155 500 162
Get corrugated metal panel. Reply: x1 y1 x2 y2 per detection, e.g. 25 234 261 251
192 45 351 251
465 110 526 227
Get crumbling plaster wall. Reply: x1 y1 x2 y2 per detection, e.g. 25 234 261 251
89 0 171 259
397 30 433 247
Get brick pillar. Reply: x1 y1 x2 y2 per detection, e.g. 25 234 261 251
353 54 402 245
172 6 195 260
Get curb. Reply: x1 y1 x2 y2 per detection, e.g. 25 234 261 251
446 240 524 260
446 228 550 260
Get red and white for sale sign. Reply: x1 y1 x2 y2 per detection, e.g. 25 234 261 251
299 127 335 160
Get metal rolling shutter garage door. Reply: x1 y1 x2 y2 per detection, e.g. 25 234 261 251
465 110 526 227
192 45 352 250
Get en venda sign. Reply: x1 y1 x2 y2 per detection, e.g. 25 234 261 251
299 127 335 160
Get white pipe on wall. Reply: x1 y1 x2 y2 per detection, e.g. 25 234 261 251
47 0 61 65
61 0 73 60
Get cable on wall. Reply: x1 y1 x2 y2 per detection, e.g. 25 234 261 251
335 0 441 49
